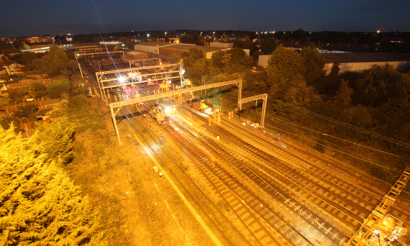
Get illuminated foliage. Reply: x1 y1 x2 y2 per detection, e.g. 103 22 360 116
265 46 306 99
0 122 107 245
47 76 71 99
14 104 39 123
30 119 75 166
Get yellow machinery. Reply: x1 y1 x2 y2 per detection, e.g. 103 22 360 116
149 104 170 127
199 100 213 115
159 80 171 92
162 105 176 118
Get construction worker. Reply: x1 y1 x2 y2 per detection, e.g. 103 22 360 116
217 115 221 125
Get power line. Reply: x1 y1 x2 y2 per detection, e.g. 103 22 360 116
218 98 398 170
274 100 410 149
221 97 401 157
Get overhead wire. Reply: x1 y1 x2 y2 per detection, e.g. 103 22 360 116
218 97 396 170
220 92 409 157
274 99 410 149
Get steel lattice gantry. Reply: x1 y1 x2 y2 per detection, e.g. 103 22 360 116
95 63 183 104
239 93 268 128
109 80 243 144
345 165 410 246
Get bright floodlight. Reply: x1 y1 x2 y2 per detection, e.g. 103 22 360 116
180 69 185 75
119 77 126 83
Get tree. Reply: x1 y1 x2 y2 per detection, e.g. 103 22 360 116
31 82 47 92
31 118 75 166
265 46 305 98
8 89 27 103
48 43 73 77
226 48 253 73
261 37 277 53
266 46 319 108
211 50 226 71
18 52 38 66
334 79 354 109
70 95 90 112
32 44 75 77
47 76 71 99
14 104 39 123
291 28 306 39
233 40 243 48
0 116 20 132
252 50 261 58
12 41 20 49
189 48 204 60
326 59 341 94
170 54 180 63
300 46 326 93
119 36 135 49
181 48 204 69
0 125 108 245
328 59 340 79
194 38 205 46
32 56 51 75
355 64 410 108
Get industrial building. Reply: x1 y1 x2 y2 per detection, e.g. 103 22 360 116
258 52 410 74
322 52 410 74
134 42 232 59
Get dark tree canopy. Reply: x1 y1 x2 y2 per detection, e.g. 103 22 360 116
47 76 72 99
261 37 277 53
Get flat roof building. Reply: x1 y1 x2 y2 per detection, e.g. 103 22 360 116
259 52 410 74
322 52 410 74
134 42 232 59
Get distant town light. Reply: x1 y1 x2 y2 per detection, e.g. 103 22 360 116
377 30 381 33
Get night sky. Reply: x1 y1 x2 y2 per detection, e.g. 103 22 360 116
1 0 409 37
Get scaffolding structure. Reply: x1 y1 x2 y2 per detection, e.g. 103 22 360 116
345 165 410 246
109 80 243 144
95 63 182 104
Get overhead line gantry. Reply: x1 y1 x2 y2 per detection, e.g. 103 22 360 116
109 80 244 144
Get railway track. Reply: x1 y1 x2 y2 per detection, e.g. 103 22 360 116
123 87 410 245
176 107 380 244
218 95 410 245
217 116 410 245
130 98 317 245
120 106 251 246
166 121 312 246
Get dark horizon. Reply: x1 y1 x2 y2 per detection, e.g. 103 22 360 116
4 29 410 39
1 0 409 38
